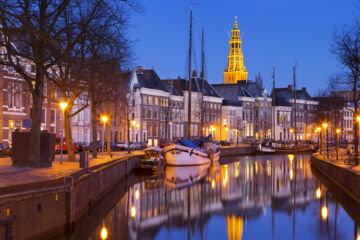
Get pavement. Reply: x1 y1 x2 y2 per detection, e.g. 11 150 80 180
0 151 143 190
313 148 360 173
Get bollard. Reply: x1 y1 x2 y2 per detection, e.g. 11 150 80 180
80 151 89 168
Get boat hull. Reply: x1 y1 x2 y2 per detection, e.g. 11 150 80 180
164 144 219 166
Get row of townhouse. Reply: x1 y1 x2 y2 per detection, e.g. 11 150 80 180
125 67 222 146
272 85 318 142
2 61 355 147
122 67 326 145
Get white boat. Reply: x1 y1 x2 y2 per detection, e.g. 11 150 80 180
164 163 211 189
164 141 220 166
258 143 276 153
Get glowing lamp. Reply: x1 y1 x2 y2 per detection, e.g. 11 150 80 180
59 102 68 110
102 116 108 123
322 123 328 128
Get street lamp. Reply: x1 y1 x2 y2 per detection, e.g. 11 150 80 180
101 116 108 154
59 101 68 164
322 123 328 158
336 128 341 160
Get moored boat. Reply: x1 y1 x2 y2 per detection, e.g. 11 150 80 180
135 146 164 175
164 139 220 166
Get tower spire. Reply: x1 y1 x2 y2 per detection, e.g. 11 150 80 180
223 17 247 84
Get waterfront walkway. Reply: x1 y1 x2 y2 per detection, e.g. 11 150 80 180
0 151 143 191
313 148 360 173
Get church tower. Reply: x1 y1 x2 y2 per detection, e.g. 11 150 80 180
223 17 248 84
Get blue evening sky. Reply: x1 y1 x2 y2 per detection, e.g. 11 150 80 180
129 0 359 95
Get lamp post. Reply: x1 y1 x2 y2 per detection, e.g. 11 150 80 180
336 128 341 161
316 127 321 147
101 116 108 155
59 101 68 164
322 123 328 158
130 119 138 149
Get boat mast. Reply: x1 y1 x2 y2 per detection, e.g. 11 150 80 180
200 27 205 137
272 64 275 140
293 62 297 145
187 9 193 139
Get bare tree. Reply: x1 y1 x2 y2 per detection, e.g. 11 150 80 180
331 22 360 161
0 0 137 164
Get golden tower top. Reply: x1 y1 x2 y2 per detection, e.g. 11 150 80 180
223 17 248 84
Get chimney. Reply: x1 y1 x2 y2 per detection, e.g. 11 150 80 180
192 70 197 77
288 85 292 90
302 87 306 92
136 65 144 73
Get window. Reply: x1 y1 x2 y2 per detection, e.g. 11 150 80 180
153 122 158 137
142 95 147 105
14 84 21 108
154 97 158 105
51 109 56 125
147 122 152 137
7 83 13 108
142 106 147 119
147 106 152 119
42 109 46 124
84 109 89 123
7 66 14 72
149 96 153 105
154 107 158 119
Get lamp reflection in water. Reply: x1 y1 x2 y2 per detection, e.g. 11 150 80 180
211 179 215 190
222 165 229 187
226 215 243 240
316 187 321 199
321 205 328 220
131 206 136 218
100 226 108 240
135 188 139 200
288 154 294 181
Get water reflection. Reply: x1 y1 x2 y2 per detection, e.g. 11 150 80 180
84 154 358 240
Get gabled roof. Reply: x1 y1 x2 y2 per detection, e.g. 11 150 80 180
137 69 168 92
270 87 313 106
212 81 266 101
163 77 222 98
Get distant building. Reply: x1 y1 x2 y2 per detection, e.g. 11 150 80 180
213 81 272 141
223 17 248 84
271 86 318 141
164 71 223 140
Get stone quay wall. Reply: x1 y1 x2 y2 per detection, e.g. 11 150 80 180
220 146 257 157
0 154 142 240
311 154 360 205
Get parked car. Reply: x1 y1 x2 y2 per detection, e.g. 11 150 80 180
117 142 129 150
0 143 11 157
105 142 121 151
133 142 142 150
55 137 78 153
140 141 147 149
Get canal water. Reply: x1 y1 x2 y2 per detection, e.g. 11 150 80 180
64 154 359 240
